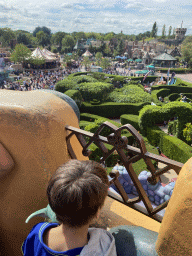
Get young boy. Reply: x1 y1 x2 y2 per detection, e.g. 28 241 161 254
22 160 117 256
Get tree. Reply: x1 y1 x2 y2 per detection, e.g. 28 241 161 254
168 26 172 38
51 32 66 47
116 40 124 55
75 32 86 41
151 22 158 38
95 52 103 66
104 32 115 41
36 31 50 47
17 33 30 45
82 57 91 70
11 44 31 64
33 26 51 37
162 24 166 38
181 42 192 67
104 44 112 57
100 58 111 70
62 35 75 53
0 28 15 47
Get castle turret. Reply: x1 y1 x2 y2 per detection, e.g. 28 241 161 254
175 22 187 40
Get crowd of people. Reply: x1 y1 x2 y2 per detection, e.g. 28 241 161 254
1 68 80 91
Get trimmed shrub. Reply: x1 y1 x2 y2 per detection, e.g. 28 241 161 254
151 88 171 103
120 114 139 131
156 68 191 74
64 90 83 108
168 120 178 136
107 84 152 103
146 126 192 163
139 102 192 139
80 102 150 118
78 82 113 102
131 76 158 83
79 120 92 130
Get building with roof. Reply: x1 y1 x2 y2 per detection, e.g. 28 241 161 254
153 51 177 67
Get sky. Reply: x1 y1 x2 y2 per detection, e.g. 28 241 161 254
0 0 192 35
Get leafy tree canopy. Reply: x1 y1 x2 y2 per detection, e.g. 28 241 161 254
11 44 31 64
33 26 51 37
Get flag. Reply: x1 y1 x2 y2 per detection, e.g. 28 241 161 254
143 70 151 82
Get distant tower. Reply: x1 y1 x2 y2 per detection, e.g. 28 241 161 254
175 21 187 40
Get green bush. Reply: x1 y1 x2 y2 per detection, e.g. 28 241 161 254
107 84 152 103
156 68 191 74
80 102 150 118
183 123 192 144
120 114 139 130
78 82 113 102
131 76 158 83
139 102 192 139
79 120 92 130
64 90 83 108
151 88 171 102
146 126 192 163
168 120 178 135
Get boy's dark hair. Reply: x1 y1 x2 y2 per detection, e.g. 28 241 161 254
47 160 109 228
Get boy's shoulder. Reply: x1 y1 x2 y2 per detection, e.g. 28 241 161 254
22 222 59 256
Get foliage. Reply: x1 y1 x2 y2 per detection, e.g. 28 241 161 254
10 44 31 64
100 58 111 70
64 90 83 108
33 26 51 37
62 35 75 53
82 57 91 69
168 26 172 38
51 32 66 47
29 57 45 66
80 102 149 118
146 126 192 163
0 28 16 47
17 33 31 45
36 31 50 47
139 102 192 140
168 120 178 136
120 114 139 130
77 82 113 102
183 123 192 144
95 52 103 66
107 84 152 103
151 22 158 38
181 42 192 68
162 24 166 38
156 68 191 74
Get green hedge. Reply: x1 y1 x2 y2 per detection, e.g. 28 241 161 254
146 126 192 163
139 102 192 139
107 84 152 103
130 76 158 83
155 68 191 74
80 102 150 118
120 114 139 131
79 120 92 130
80 113 121 127
64 90 83 108
151 88 171 103
168 120 178 135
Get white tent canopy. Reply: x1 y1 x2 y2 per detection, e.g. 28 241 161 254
82 50 93 57
42 49 58 58
31 48 57 62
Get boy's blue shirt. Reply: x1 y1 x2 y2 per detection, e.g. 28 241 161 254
22 222 83 256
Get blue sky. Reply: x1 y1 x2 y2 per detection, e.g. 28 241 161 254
0 0 192 35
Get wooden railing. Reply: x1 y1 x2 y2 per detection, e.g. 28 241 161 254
65 122 183 222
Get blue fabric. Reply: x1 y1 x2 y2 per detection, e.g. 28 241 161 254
22 222 83 256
